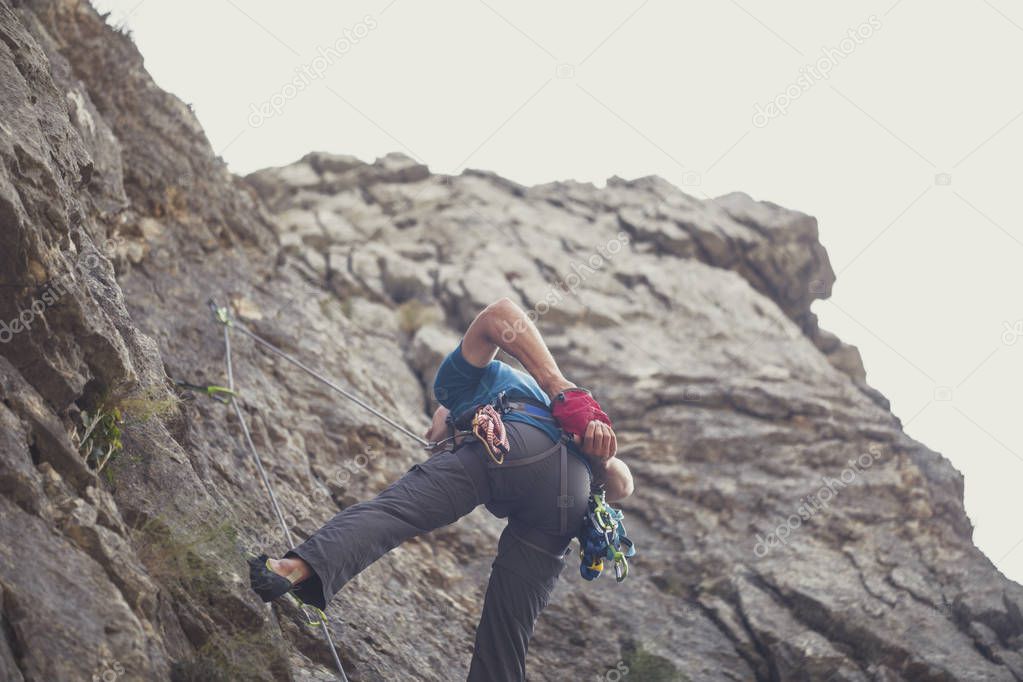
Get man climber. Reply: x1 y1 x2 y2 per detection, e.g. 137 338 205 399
249 297 634 681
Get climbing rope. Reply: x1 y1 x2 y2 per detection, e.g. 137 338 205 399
207 301 348 682
211 300 430 448
471 404 510 464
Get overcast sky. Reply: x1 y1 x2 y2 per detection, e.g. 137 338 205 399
93 0 1023 582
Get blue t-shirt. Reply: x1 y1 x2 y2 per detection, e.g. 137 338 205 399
433 343 562 444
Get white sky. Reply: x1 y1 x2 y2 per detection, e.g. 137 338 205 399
93 0 1023 583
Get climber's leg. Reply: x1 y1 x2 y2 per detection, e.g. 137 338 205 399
281 443 491 610
463 421 587 680
466 523 570 682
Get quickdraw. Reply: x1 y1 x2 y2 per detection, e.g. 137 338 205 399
173 378 237 404
577 489 636 583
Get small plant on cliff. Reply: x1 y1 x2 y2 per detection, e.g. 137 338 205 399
171 629 287 682
73 385 179 476
76 406 123 473
133 517 241 595
397 299 441 334
620 641 688 682
132 519 290 678
117 387 179 422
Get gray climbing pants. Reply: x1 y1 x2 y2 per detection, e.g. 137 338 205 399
286 421 592 682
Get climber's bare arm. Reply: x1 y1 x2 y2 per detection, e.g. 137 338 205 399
604 459 634 502
461 298 622 468
461 297 576 399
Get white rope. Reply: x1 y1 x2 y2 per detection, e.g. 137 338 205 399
226 318 431 447
223 325 294 548
215 307 349 682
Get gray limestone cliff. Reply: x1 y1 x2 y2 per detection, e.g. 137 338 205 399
1 2 1021 680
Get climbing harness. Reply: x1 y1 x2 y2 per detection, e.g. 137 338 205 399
206 300 348 682
448 391 635 561
486 398 638 577
447 393 576 459
577 489 636 582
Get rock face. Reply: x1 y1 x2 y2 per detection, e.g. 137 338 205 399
1 2 1022 681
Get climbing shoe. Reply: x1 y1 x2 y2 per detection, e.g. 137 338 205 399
248 554 293 602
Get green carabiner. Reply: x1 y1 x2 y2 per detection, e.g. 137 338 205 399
612 551 628 582
174 379 237 404
207 298 233 326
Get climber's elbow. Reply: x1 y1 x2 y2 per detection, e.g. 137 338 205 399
481 297 521 333
603 458 634 503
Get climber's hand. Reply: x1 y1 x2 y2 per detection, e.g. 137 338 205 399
424 406 451 451
572 420 617 463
